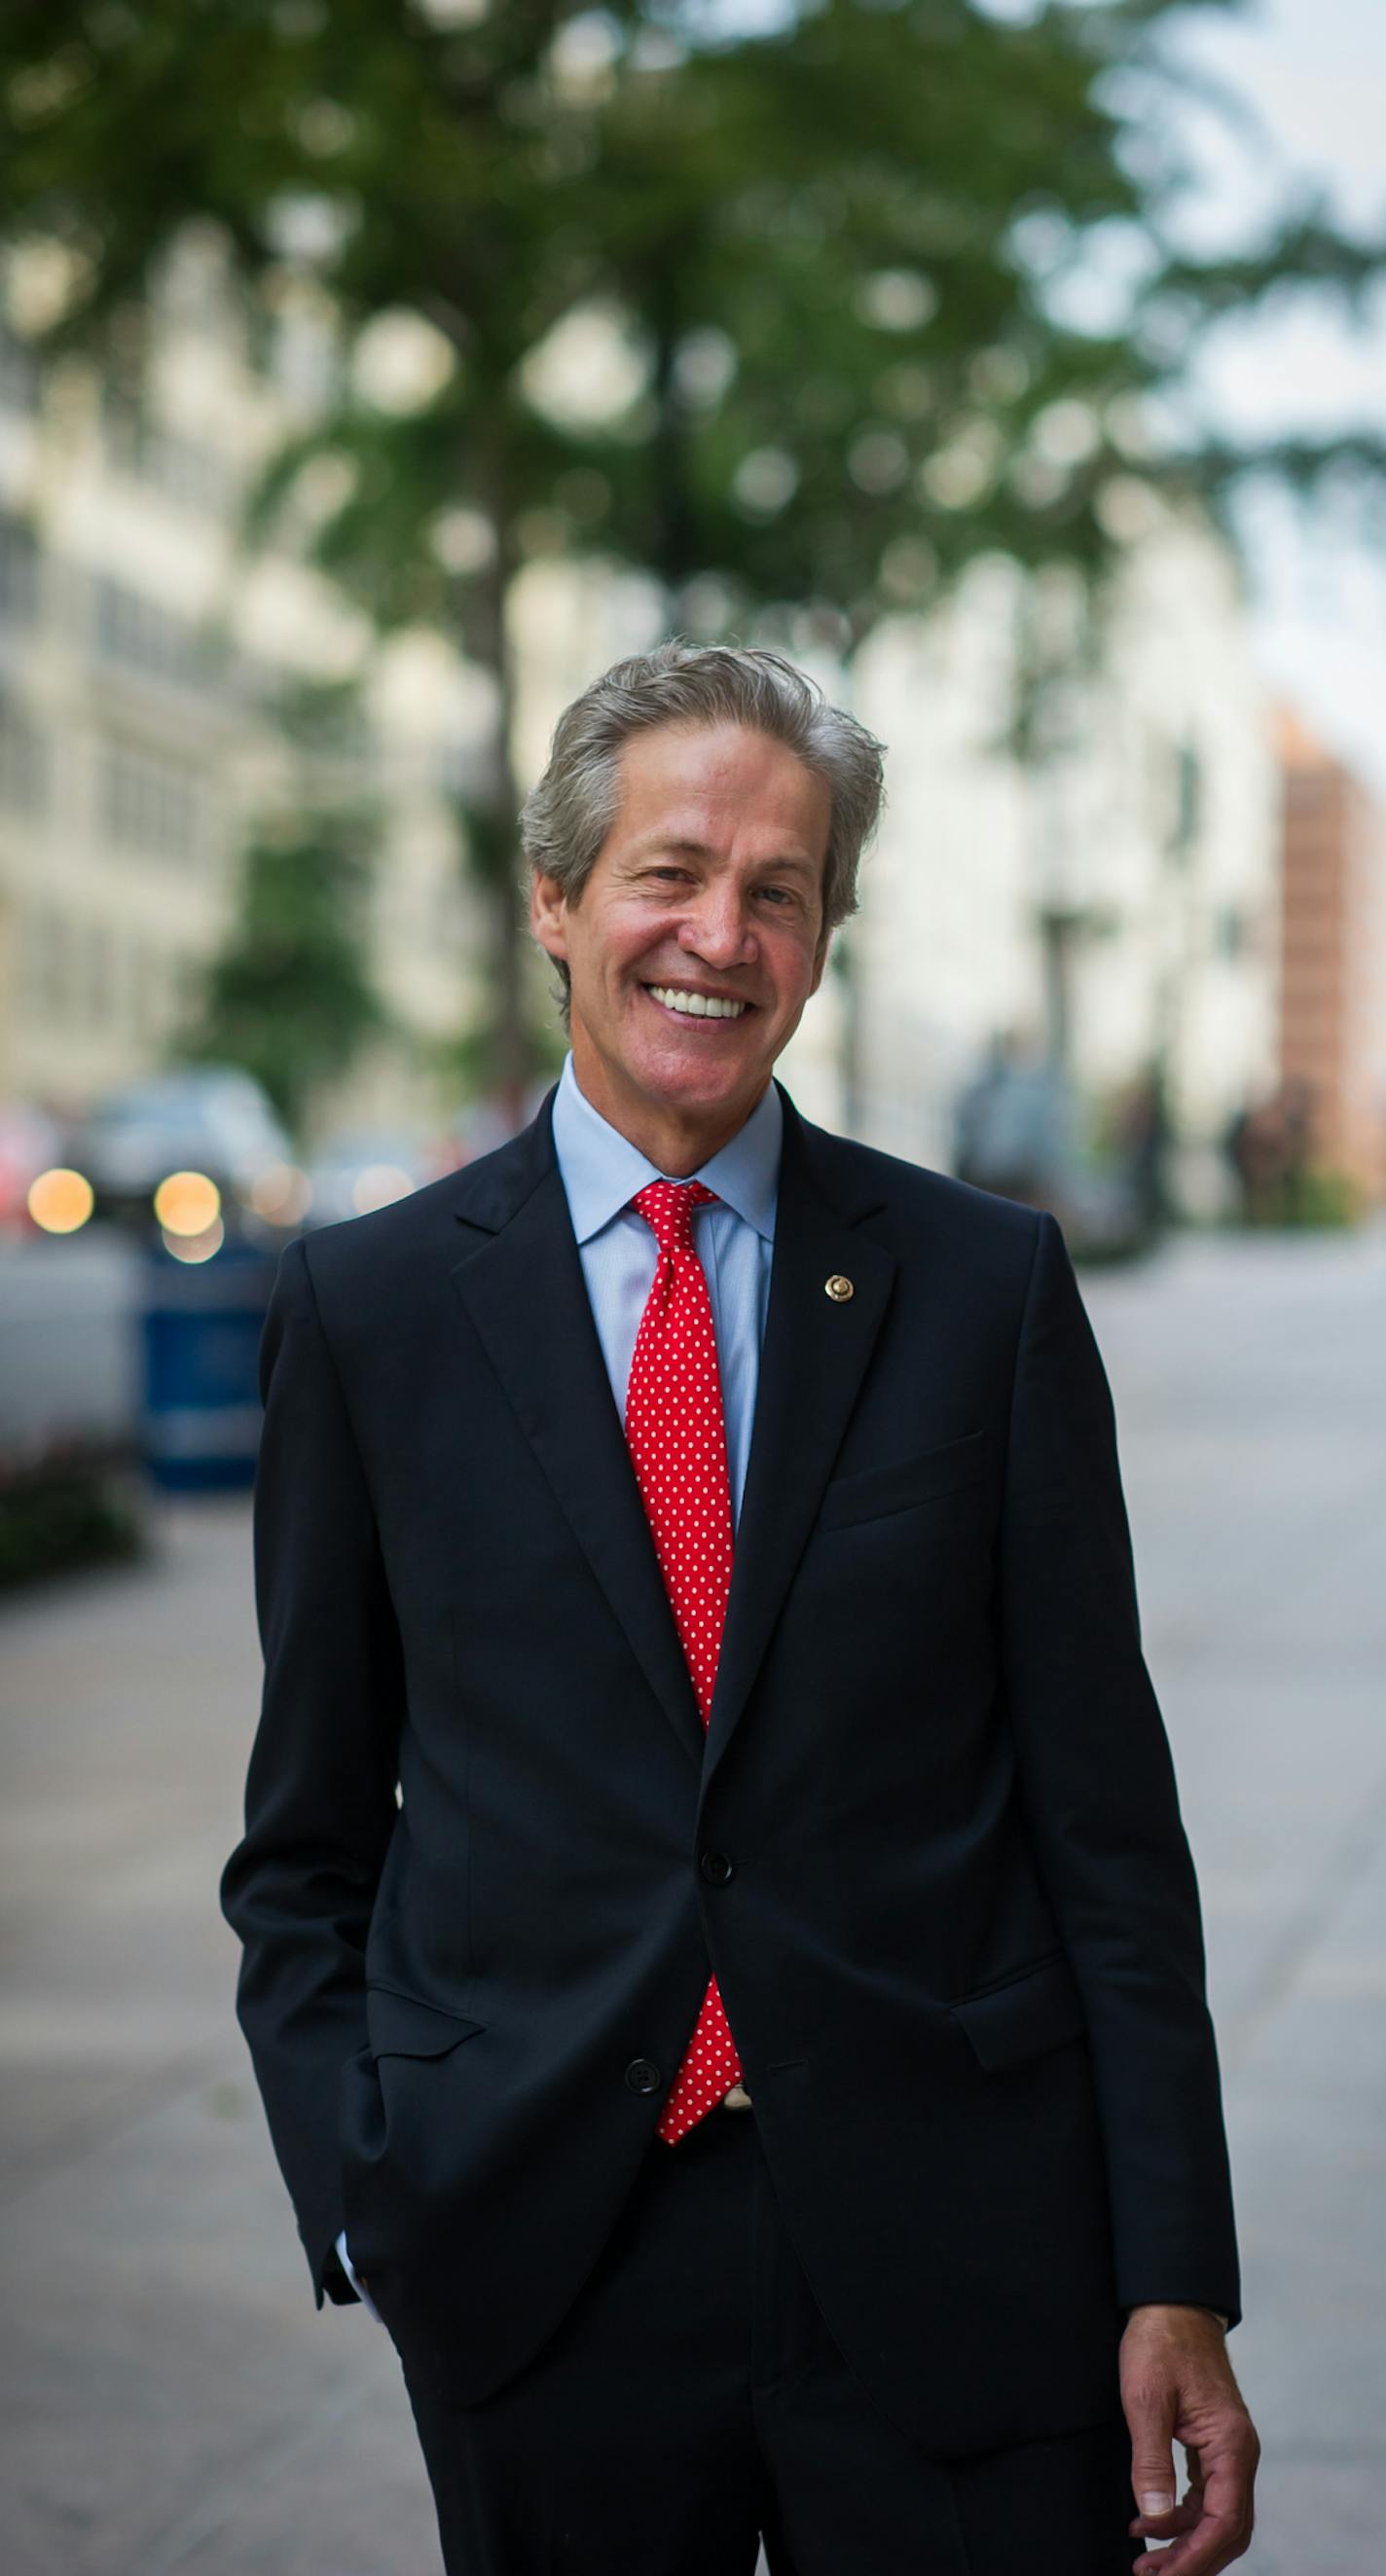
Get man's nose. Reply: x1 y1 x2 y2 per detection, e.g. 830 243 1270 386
680 892 756 967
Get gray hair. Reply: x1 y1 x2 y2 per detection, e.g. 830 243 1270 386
522 638 886 1013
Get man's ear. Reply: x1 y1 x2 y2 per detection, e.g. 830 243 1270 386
808 924 833 998
529 870 568 964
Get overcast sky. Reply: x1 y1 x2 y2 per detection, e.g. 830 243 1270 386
1166 0 1386 792
719 0 1385 784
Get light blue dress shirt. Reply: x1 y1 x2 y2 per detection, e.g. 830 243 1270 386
550 1051 781 1529
338 1055 783 2314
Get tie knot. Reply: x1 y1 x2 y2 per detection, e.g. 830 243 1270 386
633 1178 717 1255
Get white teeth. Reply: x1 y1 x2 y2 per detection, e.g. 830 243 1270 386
647 986 747 1020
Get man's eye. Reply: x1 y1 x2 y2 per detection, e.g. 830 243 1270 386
758 886 795 906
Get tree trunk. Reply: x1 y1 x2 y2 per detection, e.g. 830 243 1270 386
646 265 696 618
467 450 531 1133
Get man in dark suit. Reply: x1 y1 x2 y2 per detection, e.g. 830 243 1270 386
223 641 1258 2575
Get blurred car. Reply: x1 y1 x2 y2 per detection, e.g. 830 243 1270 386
438 1079 557 1171
300 1128 436 1230
0 1103 67 1234
58 1066 305 1251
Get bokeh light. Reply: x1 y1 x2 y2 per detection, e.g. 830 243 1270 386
153 1171 222 1237
245 1162 313 1224
26 1168 95 1234
162 1216 226 1263
351 1164 415 1214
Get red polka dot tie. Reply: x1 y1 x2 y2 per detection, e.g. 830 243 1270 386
626 1179 744 2142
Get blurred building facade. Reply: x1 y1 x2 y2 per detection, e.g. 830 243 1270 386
2 231 1290 1200
513 515 1281 1210
0 236 482 1136
845 515 1280 1209
1275 708 1386 1198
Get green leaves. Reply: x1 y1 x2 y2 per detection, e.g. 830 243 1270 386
4 0 1382 1106
180 809 387 1134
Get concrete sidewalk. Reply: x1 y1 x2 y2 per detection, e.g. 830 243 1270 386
1086 1226 1386 2572
1 1224 1382 2573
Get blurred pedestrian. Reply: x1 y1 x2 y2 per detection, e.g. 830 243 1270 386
1116 1063 1173 1243
952 1025 1076 1208
1226 1078 1319 1225
224 642 1257 2576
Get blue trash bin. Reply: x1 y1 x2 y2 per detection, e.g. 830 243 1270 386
141 1242 276 1492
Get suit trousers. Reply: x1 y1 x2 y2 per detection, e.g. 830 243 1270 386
390 2107 1140 2576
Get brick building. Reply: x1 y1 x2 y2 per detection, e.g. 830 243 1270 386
1277 709 1386 1200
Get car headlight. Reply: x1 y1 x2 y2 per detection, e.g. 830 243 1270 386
27 1168 94 1234
153 1171 222 1237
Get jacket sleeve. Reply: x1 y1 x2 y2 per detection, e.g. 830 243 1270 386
998 1211 1241 2326
220 1235 404 2304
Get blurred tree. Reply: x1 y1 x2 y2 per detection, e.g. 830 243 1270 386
594 7 1386 632
3 0 1381 1101
182 813 386 1137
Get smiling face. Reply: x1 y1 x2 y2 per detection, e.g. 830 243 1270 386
530 721 833 1172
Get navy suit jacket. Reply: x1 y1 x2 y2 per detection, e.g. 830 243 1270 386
222 1082 1239 2457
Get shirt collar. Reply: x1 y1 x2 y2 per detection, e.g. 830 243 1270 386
552 1051 781 1248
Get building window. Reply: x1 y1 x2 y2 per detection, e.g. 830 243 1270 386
0 322 39 415
1214 907 1247 962
97 737 202 864
124 939 155 1033
1173 743 1201 858
0 513 40 626
22 903 70 1021
82 920 112 1024
0 700 46 813
91 575 215 691
102 392 234 514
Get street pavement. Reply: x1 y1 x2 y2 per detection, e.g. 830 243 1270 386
1 1222 1383 2574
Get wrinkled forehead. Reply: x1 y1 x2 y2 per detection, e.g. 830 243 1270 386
607 720 831 871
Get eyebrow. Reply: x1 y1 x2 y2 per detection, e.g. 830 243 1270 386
631 835 819 878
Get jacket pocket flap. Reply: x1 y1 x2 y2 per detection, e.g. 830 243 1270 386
820 1429 988 1531
948 1955 1087 2073
366 1985 486 2060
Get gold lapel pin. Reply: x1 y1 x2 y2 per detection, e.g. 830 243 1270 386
824 1274 854 1302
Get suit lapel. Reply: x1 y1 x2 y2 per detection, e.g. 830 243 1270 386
448 1085 895 1784
449 1099 704 1767
702 1093 895 1793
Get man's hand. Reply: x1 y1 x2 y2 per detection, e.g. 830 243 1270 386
1121 2304 1258 2576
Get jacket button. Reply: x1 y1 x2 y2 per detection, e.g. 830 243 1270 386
700 1850 734 1885
625 2058 662 2094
